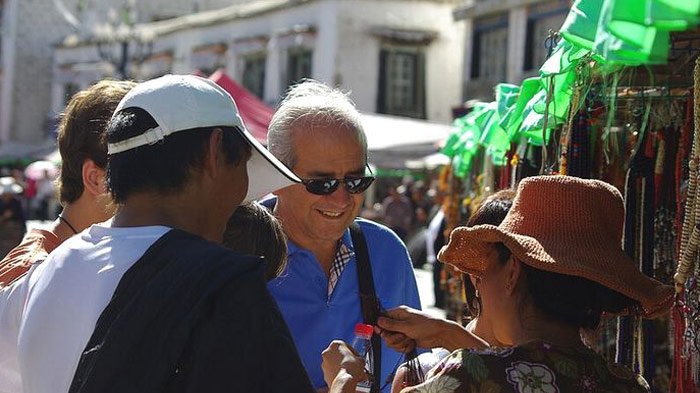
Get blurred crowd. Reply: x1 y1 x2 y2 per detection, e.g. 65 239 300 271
361 177 448 308
0 165 59 257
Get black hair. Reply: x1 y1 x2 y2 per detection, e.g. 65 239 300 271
463 189 516 317
522 265 637 330
222 202 287 281
106 107 251 203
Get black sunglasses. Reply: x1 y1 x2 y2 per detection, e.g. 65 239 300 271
301 175 376 195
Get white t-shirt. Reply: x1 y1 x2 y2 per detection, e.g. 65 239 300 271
0 270 32 393
16 222 170 393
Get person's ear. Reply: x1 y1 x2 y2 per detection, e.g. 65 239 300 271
204 128 225 179
82 159 108 196
505 256 522 295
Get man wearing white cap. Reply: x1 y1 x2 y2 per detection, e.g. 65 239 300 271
15 75 313 393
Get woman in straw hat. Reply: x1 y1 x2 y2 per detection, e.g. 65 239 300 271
322 175 674 393
376 189 515 393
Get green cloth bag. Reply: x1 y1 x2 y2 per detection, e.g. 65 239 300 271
654 0 700 23
440 125 465 158
478 84 520 165
608 0 699 32
452 150 475 178
559 0 604 50
537 41 589 121
442 107 485 164
519 89 555 146
593 0 671 65
477 102 511 166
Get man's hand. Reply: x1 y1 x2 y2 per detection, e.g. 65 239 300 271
377 306 488 352
321 340 367 389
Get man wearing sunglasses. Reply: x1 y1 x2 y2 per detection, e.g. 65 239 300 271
264 80 422 392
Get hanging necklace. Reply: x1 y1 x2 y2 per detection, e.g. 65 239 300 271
58 214 78 235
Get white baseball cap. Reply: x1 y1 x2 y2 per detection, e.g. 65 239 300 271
107 74 300 202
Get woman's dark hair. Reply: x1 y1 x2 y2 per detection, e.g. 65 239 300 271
522 265 637 330
222 202 287 281
107 107 251 203
463 189 516 317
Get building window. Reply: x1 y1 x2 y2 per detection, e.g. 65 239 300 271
470 15 508 81
241 53 266 99
190 43 227 77
377 46 426 119
524 4 568 71
286 48 312 88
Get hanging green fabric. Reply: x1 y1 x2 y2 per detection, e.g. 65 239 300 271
452 150 475 178
477 100 510 166
518 88 554 146
453 111 484 177
559 0 687 66
495 84 520 117
608 0 699 32
499 77 542 140
440 124 466 158
442 105 487 176
595 29 669 65
655 0 700 21
483 84 521 165
559 0 605 51
540 40 589 76
443 111 481 158
537 41 588 121
593 0 671 65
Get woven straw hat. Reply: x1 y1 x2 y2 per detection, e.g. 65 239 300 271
438 175 674 318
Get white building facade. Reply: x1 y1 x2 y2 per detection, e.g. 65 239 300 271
52 0 464 130
0 0 249 155
453 0 568 102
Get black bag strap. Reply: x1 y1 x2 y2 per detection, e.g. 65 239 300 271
349 222 382 393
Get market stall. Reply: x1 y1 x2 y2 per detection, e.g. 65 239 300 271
438 1 700 391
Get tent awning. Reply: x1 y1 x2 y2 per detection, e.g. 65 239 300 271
361 112 451 169
361 112 451 151
208 69 273 143
202 73 452 169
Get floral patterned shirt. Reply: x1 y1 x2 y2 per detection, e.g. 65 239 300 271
401 341 649 393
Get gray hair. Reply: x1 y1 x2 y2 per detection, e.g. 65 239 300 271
267 79 367 169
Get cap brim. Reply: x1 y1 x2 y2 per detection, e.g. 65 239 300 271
236 127 300 202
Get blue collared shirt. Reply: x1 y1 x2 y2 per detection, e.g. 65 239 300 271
267 218 422 391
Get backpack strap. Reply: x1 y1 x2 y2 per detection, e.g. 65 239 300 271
349 222 382 393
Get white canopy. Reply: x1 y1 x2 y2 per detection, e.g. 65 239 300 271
25 113 452 170
360 112 452 169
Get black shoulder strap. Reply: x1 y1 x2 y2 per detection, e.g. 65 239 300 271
349 222 381 393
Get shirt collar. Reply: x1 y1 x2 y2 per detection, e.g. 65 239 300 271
287 227 355 256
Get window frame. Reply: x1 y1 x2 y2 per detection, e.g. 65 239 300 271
285 47 313 89
377 44 427 119
241 52 267 99
470 14 509 81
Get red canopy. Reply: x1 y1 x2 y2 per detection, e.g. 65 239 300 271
208 69 272 143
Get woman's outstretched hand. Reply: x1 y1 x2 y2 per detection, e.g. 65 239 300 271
376 306 488 352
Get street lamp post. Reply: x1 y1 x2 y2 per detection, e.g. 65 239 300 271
94 4 153 80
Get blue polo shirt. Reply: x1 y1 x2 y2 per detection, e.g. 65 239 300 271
267 218 422 391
